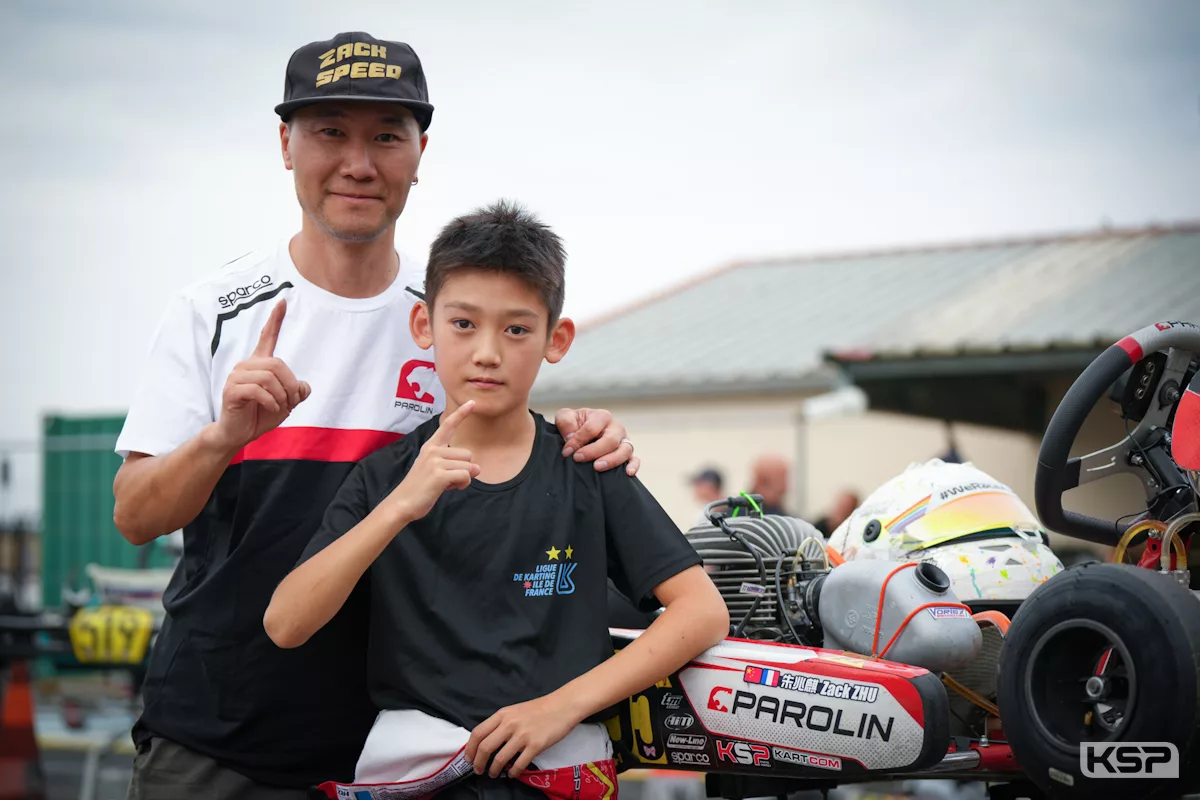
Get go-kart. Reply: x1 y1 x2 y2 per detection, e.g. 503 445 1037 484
604 320 1200 800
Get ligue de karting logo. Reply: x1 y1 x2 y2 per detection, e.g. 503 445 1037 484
514 545 578 597
395 360 437 411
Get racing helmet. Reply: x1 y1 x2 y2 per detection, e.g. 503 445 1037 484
827 459 1064 601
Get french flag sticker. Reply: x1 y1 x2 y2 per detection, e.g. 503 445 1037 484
743 666 781 687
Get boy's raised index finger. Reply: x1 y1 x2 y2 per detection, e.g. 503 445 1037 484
253 299 287 358
432 400 475 445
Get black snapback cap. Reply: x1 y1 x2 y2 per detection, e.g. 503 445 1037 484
275 31 434 131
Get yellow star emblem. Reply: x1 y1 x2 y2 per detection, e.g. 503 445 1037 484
565 545 574 559
546 546 561 561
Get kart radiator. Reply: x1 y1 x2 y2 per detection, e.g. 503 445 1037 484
944 623 1005 736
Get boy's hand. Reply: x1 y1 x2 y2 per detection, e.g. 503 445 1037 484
466 694 581 779
387 401 481 522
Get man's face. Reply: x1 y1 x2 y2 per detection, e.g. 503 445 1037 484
410 270 575 417
693 479 721 504
831 492 859 525
281 102 427 242
751 458 789 506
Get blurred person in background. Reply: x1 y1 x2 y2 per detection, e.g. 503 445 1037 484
748 454 790 516
689 466 724 526
814 489 860 537
939 420 965 464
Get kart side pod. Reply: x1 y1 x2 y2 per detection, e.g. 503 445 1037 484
813 560 983 672
606 630 950 779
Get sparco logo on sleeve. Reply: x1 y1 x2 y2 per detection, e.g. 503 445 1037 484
1080 743 1178 778
217 276 273 308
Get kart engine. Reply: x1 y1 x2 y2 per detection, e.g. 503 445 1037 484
685 496 982 674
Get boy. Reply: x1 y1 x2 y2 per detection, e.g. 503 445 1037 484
264 200 729 800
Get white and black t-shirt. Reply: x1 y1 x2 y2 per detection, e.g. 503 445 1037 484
298 412 703 732
115 239 445 788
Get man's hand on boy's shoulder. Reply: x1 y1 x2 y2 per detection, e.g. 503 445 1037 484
555 408 639 476
384 401 482 524
465 693 584 780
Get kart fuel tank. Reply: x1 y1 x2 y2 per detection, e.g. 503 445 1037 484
817 560 982 672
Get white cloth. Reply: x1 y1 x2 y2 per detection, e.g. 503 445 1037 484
354 709 612 786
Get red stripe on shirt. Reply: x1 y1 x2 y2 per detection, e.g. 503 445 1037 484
230 426 403 464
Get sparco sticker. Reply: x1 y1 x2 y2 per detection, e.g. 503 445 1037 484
669 751 711 766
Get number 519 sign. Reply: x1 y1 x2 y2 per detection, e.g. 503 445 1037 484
68 606 155 665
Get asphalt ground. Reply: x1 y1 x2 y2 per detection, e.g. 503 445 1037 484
41 749 135 800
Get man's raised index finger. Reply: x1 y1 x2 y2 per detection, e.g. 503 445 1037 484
254 299 287 358
433 400 475 445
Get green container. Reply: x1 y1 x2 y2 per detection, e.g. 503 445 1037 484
41 414 174 610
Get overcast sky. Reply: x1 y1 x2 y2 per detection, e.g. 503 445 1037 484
1 0 1198 516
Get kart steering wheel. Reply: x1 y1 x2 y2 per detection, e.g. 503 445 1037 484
1035 320 1200 546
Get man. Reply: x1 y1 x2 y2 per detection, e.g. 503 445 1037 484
748 453 790 516
813 489 860 537
689 466 724 527
939 420 964 464
112 32 637 799
690 467 723 506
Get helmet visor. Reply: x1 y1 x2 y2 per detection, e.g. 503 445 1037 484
887 490 1043 550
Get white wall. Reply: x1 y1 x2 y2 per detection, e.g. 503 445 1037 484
801 410 1040 516
536 394 1042 534
538 381 1146 561
535 395 804 531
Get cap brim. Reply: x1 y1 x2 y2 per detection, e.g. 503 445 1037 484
275 96 434 131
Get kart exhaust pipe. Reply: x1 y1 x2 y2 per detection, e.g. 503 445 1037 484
923 751 982 772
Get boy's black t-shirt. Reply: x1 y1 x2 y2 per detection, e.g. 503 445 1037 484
298 411 702 730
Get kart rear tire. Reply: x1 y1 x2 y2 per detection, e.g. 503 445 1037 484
996 562 1200 800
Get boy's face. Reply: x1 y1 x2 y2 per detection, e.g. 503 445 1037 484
410 269 575 416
